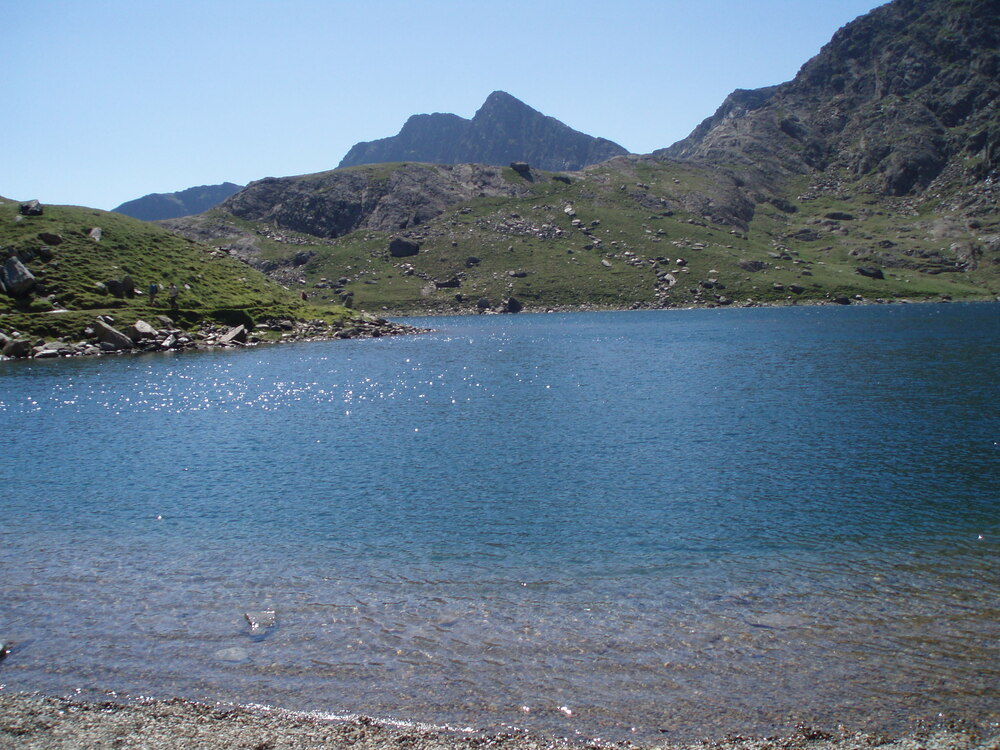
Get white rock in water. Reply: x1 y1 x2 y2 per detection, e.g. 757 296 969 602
214 647 249 662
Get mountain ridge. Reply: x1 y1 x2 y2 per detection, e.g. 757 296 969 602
55 0 1000 317
338 91 629 171
113 182 244 221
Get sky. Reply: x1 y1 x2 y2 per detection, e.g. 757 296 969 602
2 0 889 211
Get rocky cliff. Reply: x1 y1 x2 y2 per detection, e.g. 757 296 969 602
113 182 244 221
659 0 999 202
215 162 541 239
338 91 629 171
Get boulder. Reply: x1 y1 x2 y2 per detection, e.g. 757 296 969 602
434 277 461 288
465 256 481 267
502 296 523 313
93 319 134 350
1 257 36 297
789 284 805 294
856 265 885 279
2 338 32 358
476 297 491 310
121 275 136 297
126 320 158 342
88 227 102 241
218 325 247 345
18 200 42 216
388 238 420 258
510 161 531 178
105 279 124 298
37 232 63 245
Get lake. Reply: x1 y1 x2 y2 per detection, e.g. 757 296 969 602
1 303 997 741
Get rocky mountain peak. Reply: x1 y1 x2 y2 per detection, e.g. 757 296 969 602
337 91 628 171
660 0 999 197
474 90 533 117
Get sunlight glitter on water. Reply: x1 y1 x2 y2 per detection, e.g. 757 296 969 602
1 305 998 740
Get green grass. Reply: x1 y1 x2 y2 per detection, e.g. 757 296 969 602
151 157 1000 315
0 200 357 341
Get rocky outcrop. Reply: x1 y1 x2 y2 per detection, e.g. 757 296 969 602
218 162 536 239
113 182 244 221
659 0 1000 197
338 91 628 171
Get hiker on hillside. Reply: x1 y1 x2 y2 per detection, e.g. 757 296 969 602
148 282 159 306
168 283 179 310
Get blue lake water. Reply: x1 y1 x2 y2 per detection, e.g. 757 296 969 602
1 303 998 741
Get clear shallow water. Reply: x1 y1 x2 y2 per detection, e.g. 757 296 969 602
1 304 998 741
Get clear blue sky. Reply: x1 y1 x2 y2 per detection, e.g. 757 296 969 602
2 0 888 211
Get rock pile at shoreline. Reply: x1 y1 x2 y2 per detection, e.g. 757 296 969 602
0 314 424 361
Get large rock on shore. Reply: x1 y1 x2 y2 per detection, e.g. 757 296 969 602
94 319 135 350
126 320 158 342
2 337 33 358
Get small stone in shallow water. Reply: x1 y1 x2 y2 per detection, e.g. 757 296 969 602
213 647 249 662
244 610 276 633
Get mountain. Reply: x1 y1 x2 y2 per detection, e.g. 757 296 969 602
659 0 999 201
113 182 244 221
161 0 999 315
338 91 629 170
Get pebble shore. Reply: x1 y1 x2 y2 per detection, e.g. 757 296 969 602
1 694 997 750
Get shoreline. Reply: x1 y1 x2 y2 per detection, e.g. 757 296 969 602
3 296 996 361
1 693 997 750
0 313 429 362
378 294 998 320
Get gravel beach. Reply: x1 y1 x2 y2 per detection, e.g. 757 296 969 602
1 694 997 750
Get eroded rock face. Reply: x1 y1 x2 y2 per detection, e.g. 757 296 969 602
658 0 1000 197
221 163 535 239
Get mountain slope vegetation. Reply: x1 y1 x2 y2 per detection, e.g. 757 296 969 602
161 0 999 314
0 197 361 346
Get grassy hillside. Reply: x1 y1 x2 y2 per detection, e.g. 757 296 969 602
0 197 354 342
165 159 1000 315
